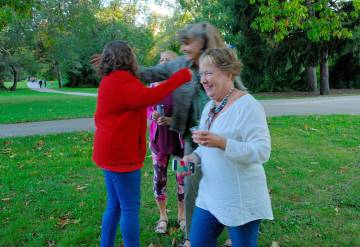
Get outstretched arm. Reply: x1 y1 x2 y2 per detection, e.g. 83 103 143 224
122 68 191 109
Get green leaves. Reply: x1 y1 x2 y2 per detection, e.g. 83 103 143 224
250 0 355 43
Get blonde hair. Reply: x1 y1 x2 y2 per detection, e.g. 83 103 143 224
178 22 226 51
160 50 177 60
200 48 247 91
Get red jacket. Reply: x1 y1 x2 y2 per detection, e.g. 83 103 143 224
92 68 191 172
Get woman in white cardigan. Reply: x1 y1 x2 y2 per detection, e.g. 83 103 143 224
184 48 273 247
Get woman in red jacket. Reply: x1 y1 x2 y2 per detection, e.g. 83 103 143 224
92 40 191 247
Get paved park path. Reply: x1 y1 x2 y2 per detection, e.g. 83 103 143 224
1 83 359 138
27 81 97 97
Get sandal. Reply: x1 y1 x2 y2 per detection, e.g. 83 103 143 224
177 239 190 247
222 239 232 247
155 219 168 234
177 218 186 232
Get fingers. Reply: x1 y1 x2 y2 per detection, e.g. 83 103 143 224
192 131 209 144
90 54 102 68
152 111 160 120
157 117 169 126
179 171 191 177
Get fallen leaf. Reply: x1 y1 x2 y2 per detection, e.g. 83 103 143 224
1 198 11 201
46 239 56 246
57 217 70 228
76 185 88 191
276 166 286 175
4 140 12 146
36 140 45 149
25 200 32 206
335 206 340 215
72 219 80 224
339 166 348 173
303 123 309 131
270 241 280 247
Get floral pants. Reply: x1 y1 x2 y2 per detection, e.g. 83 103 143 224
152 151 185 202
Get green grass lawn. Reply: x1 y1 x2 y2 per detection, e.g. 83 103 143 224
0 88 96 124
1 115 359 246
57 88 98 94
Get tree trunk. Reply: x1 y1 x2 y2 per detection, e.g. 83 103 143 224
320 47 330 95
305 1 318 93
306 66 317 92
54 60 63 88
9 65 18 91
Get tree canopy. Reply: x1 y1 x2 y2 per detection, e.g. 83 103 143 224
1 0 359 93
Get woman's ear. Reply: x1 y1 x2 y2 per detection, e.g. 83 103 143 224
226 71 233 80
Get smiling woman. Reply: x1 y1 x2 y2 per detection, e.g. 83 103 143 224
199 48 244 103
183 48 273 247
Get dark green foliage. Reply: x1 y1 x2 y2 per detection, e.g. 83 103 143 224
65 64 99 88
180 0 360 92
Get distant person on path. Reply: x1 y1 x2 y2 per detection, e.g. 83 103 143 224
147 50 186 234
38 80 43 88
44 80 47 88
183 48 273 247
92 40 191 247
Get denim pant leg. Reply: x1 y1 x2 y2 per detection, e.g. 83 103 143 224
184 140 202 238
100 170 141 247
101 171 121 247
189 207 224 247
227 220 261 247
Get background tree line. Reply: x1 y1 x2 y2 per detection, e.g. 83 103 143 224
1 0 359 94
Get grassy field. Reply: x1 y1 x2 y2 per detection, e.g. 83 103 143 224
0 86 96 124
1 115 359 246
57 88 98 93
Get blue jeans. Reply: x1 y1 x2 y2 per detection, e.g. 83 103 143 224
100 170 141 247
190 207 261 247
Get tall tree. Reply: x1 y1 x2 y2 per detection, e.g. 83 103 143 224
250 0 360 94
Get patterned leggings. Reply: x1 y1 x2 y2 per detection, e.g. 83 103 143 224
152 151 184 202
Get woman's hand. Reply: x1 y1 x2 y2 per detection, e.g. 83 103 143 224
90 53 102 69
183 153 200 164
152 111 160 121
178 154 200 177
157 116 172 126
192 130 227 150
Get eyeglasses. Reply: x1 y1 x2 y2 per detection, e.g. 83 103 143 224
199 71 214 78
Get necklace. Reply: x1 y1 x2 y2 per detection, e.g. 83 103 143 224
205 87 235 130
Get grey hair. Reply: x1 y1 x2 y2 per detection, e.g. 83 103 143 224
178 22 226 51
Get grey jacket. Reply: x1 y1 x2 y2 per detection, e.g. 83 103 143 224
138 56 208 137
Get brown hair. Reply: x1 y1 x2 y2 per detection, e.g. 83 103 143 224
99 40 138 76
178 22 226 51
200 48 246 90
